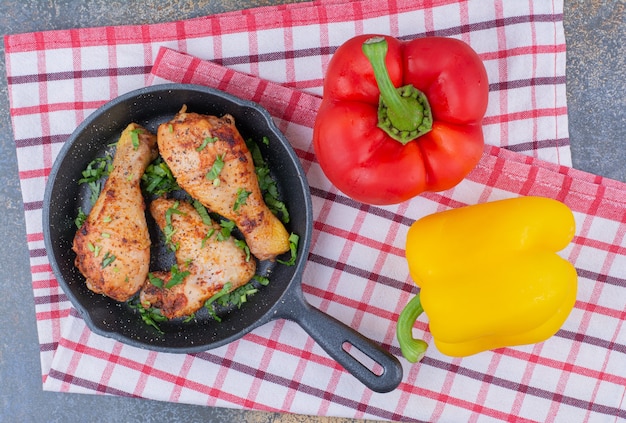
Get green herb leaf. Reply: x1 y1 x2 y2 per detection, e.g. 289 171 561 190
277 232 299 266
148 273 164 288
163 225 179 252
101 251 116 268
78 155 113 185
165 264 191 289
204 274 272 322
205 282 233 306
141 157 180 196
245 137 290 223
130 128 143 150
87 242 102 257
201 228 216 248
217 220 236 241
192 200 213 227
233 188 251 212
78 155 113 206
234 239 251 261
163 201 186 251
128 299 166 334
165 201 185 225
75 207 87 228
264 195 289 223
253 274 270 286
217 285 256 308
87 181 101 205
78 153 113 205
206 154 225 185
204 282 233 321
196 136 217 152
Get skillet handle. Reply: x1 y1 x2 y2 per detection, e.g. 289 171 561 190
277 290 403 393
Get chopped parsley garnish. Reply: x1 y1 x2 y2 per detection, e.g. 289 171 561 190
87 242 102 257
163 201 185 251
217 283 257 309
101 251 116 268
192 200 213 227
162 224 177 251
75 207 87 228
245 137 290 223
196 136 218 152
87 182 101 205
233 188 251 211
141 157 179 196
234 239 251 261
129 128 143 150
253 274 270 286
264 192 290 224
148 273 165 288
204 282 233 322
165 264 191 289
148 264 190 289
203 274 270 321
129 299 166 334
201 228 216 248
206 154 225 186
79 155 113 184
165 201 184 225
217 220 236 241
277 233 299 266
78 155 113 205
192 200 217 248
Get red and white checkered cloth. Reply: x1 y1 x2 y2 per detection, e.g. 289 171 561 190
5 0 626 421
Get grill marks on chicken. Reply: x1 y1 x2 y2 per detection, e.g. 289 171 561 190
72 123 157 302
157 111 291 261
139 198 256 319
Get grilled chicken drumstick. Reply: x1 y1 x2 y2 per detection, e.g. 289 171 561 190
140 198 256 319
73 123 157 302
157 109 290 261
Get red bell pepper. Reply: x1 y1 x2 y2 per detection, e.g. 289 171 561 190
313 35 489 205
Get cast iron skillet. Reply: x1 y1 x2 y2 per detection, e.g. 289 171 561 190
43 84 402 393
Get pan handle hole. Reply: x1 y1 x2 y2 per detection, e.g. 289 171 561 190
342 341 384 376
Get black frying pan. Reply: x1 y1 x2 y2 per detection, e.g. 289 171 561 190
43 84 402 393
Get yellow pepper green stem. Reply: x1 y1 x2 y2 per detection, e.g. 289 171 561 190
396 293 428 363
361 37 432 145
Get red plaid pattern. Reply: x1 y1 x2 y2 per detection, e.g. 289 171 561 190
5 0 625 421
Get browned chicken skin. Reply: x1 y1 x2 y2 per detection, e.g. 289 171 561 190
73 123 157 302
139 198 256 319
157 110 290 261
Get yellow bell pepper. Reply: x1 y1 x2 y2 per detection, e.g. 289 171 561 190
397 196 577 362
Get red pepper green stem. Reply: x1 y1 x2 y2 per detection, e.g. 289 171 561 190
396 293 429 363
362 37 433 145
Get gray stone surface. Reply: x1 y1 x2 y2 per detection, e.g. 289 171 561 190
564 0 625 182
0 1 623 422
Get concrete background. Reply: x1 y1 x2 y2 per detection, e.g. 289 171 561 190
1 1 623 422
